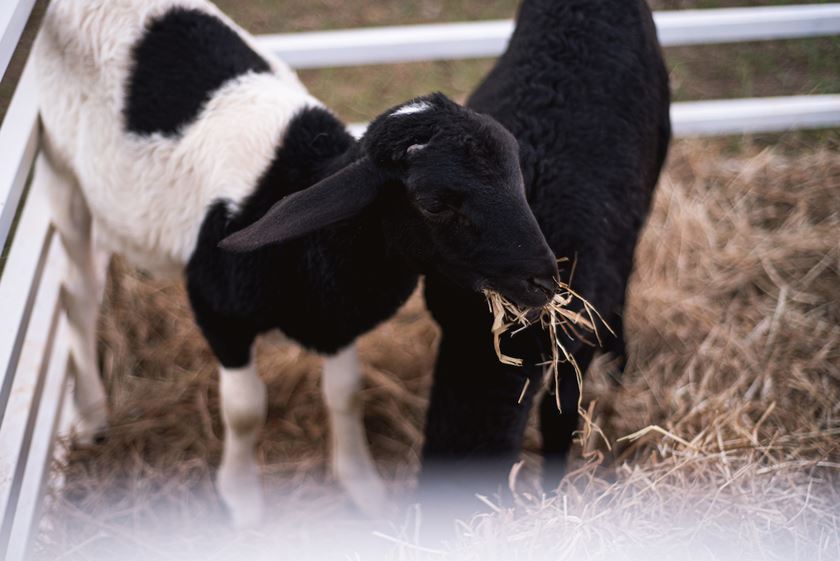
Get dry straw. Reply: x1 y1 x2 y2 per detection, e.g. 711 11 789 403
36 139 840 559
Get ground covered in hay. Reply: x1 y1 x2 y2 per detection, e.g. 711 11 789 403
34 138 839 560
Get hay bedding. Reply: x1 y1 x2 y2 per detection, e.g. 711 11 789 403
34 139 839 560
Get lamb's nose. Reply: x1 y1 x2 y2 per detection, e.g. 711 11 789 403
528 276 556 297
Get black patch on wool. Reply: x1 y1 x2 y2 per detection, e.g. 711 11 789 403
124 8 270 136
186 107 418 367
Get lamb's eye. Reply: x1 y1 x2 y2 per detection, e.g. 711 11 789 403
416 198 452 217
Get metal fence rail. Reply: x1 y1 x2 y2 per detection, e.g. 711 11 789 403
0 2 839 560
0 59 38 264
346 94 840 139
0 0 37 82
259 3 840 69
0 230 64 557
672 95 840 136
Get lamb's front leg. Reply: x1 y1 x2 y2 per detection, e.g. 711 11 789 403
217 354 267 527
322 344 389 517
187 278 267 527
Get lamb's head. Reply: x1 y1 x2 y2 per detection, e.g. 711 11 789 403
220 93 557 308
365 93 558 307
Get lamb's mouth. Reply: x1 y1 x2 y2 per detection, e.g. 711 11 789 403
485 276 555 310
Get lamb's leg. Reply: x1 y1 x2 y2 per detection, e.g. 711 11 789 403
217 351 266 528
188 282 266 526
322 344 388 517
38 152 108 444
539 345 595 490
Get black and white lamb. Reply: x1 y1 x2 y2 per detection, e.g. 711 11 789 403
33 0 558 526
418 0 671 504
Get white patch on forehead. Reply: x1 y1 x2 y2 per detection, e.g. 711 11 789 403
391 100 433 117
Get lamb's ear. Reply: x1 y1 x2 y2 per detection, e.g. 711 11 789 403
219 157 383 252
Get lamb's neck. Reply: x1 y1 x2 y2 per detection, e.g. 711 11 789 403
266 109 418 350
301 150 419 338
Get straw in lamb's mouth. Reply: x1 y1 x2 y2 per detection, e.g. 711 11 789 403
483 270 612 413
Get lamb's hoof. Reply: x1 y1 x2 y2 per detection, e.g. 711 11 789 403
333 458 393 519
74 425 108 446
352 484 394 519
225 499 263 529
217 464 264 528
74 407 109 446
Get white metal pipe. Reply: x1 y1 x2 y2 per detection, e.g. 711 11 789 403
672 95 840 136
347 95 840 139
0 168 51 421
0 0 37 83
0 231 62 557
4 314 69 561
655 4 840 46
257 4 840 69
0 58 38 253
258 20 513 69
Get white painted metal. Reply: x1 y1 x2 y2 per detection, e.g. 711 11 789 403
259 20 514 69
257 4 840 69
0 230 62 557
0 58 38 253
655 4 840 46
5 317 70 561
0 163 50 421
0 0 37 82
672 95 840 136
348 94 840 139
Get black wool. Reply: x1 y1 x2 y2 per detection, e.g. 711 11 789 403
125 8 271 136
186 107 419 367
420 0 671 501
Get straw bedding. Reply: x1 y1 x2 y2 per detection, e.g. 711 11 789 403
34 138 839 560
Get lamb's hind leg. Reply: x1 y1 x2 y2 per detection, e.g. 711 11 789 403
322 344 388 517
38 152 108 444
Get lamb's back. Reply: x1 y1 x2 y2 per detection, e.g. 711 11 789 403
468 0 670 307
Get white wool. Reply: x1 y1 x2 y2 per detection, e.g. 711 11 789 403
33 0 319 275
34 0 388 525
391 100 433 117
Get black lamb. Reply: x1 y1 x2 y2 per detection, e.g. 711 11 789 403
419 0 671 504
